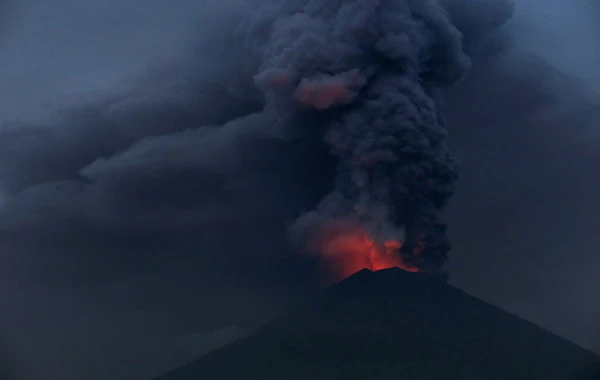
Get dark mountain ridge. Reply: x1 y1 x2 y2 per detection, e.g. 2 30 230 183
153 268 600 380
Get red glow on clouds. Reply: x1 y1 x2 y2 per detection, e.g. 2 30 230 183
315 225 419 281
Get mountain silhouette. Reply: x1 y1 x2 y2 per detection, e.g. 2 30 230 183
152 268 600 380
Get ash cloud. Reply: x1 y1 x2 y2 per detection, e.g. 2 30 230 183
0 0 515 285
239 0 476 278
5 0 600 379
441 0 515 44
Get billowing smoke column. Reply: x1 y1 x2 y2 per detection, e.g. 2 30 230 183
237 0 471 281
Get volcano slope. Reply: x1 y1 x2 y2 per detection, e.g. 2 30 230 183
152 268 600 380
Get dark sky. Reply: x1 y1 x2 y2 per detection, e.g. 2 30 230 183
0 1 599 380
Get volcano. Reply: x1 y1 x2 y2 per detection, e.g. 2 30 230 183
152 268 600 380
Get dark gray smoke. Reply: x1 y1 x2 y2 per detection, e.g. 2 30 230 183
441 0 515 58
0 0 513 289
8 1 600 379
238 0 474 277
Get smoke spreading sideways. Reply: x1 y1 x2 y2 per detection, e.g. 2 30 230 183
238 0 472 281
0 0 514 289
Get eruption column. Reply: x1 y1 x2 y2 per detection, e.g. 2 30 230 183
238 0 471 280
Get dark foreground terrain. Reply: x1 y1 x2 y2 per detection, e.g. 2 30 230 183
153 268 600 380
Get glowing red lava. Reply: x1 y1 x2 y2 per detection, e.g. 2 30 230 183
315 225 419 281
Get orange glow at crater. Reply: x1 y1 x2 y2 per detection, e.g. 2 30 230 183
315 225 420 281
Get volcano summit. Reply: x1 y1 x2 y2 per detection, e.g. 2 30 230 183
152 268 600 380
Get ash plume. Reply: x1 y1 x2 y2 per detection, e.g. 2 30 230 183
238 0 472 278
0 0 514 287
